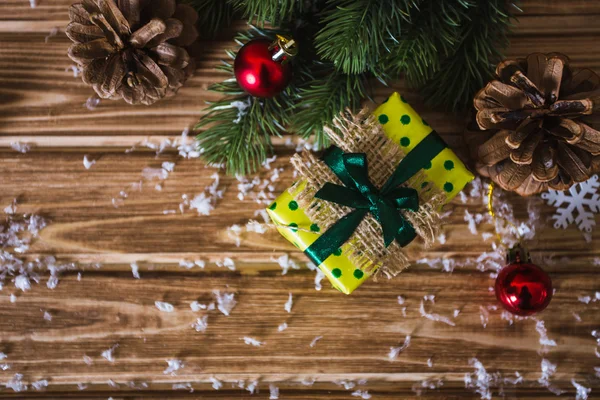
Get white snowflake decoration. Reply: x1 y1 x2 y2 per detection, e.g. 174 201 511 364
541 175 600 242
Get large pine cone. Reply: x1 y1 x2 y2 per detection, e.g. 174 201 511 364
67 0 199 105
466 53 600 196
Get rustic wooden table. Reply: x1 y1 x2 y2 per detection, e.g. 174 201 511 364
1 0 600 398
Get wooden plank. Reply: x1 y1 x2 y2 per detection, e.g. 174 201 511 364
0 270 597 396
1 151 599 266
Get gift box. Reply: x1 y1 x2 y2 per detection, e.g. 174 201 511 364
267 92 474 294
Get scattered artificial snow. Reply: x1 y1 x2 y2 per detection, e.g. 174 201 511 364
464 358 493 400
31 379 48 391
163 359 184 375
412 378 443 396
155 301 175 312
351 390 371 399
579 296 592 304
269 384 279 399
14 275 31 292
278 322 288 332
6 373 27 392
245 379 259 394
243 337 264 347
309 336 323 348
423 294 435 303
101 344 119 362
77 383 88 390
191 316 208 332
179 259 205 269
190 173 223 216
572 312 582 322
538 358 563 395
301 377 316 386
272 254 300 275
572 379 592 400
535 319 557 347
10 142 31 153
43 311 52 321
10 294 16 303
84 96 100 110
190 301 214 312
314 268 326 291
209 377 222 390
479 306 489 328
213 290 236 316
83 355 93 365
172 382 193 392
388 335 411 360
83 155 96 169
215 257 236 270
419 301 456 326
66 65 82 77
284 293 293 313
397 296 405 305
130 263 140 279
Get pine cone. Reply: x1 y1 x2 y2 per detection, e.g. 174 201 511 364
66 0 199 105
467 53 600 196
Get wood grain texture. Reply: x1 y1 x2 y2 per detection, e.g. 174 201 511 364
1 1 600 398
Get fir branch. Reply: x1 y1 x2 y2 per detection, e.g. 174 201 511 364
421 0 516 110
291 65 367 148
184 0 234 38
228 0 306 26
315 0 418 77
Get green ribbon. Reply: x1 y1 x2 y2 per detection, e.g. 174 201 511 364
304 132 447 266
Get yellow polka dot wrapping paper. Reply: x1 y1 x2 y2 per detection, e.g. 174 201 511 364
267 92 474 294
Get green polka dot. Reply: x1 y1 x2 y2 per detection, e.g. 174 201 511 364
444 160 455 171
423 161 432 170
269 202 277 210
289 222 298 232
400 95 408 103
353 269 364 279
378 114 389 124
443 182 454 193
333 248 342 256
421 181 428 189
310 223 320 232
332 268 342 278
400 115 411 125
288 200 298 211
422 118 429 126
400 137 410 147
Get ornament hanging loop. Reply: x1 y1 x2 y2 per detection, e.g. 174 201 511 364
270 34 298 64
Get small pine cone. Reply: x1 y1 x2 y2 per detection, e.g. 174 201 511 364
465 53 600 196
67 0 198 105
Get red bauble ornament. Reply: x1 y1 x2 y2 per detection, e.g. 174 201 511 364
234 35 297 98
494 246 552 316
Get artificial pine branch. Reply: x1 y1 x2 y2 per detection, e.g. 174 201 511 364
315 0 416 77
292 66 368 148
228 0 306 26
184 0 235 38
421 0 517 110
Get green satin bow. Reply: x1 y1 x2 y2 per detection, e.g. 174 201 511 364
304 132 447 266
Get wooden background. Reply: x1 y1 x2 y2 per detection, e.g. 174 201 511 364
1 0 600 398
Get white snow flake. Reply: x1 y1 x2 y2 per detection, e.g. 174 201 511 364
269 384 279 399
213 290 236 316
243 337 264 347
191 316 208 332
209 377 222 390
572 379 591 400
101 344 119 362
541 175 600 241
309 336 323 348
163 359 184 375
83 155 96 169
155 301 174 312
284 293 293 313
388 335 411 360
351 390 371 399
